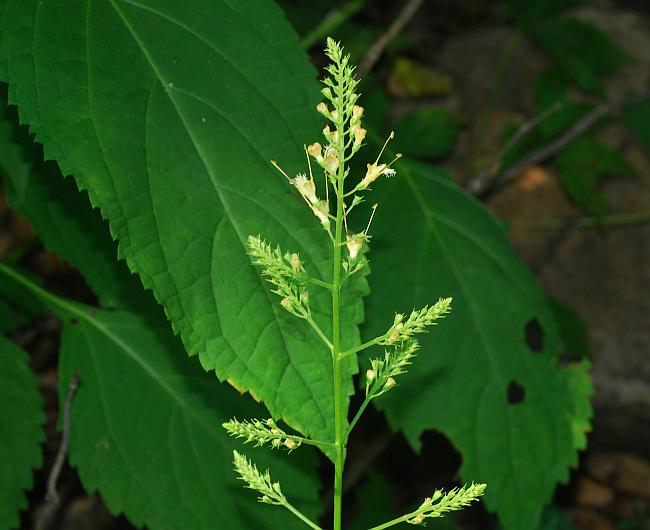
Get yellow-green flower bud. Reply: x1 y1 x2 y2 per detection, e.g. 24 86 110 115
324 146 339 175
384 377 397 389
307 142 324 163
352 105 364 123
316 102 329 117
281 297 292 310
311 200 330 227
290 253 301 271
346 234 364 260
284 439 297 450
354 126 367 145
366 369 376 383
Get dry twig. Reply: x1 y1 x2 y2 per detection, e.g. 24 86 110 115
357 0 426 77
34 371 81 530
468 101 613 198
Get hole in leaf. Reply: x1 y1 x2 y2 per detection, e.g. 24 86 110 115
524 318 544 352
507 381 526 404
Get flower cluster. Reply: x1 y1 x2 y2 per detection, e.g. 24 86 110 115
232 451 287 506
366 340 420 397
247 235 310 319
380 297 453 345
223 418 300 451
407 483 487 525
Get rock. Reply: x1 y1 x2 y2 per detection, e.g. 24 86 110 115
588 452 650 498
573 508 616 530
575 477 616 508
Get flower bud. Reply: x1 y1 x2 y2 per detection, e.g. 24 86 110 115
321 87 332 100
324 146 339 175
352 105 364 123
330 109 339 121
307 142 324 163
346 234 364 260
284 439 297 450
323 125 333 142
316 102 329 117
290 253 301 271
412 513 425 525
354 126 367 145
387 330 399 344
384 377 397 390
281 297 292 311
366 369 376 383
300 291 309 304
311 200 330 227
271 438 281 448
331 129 340 144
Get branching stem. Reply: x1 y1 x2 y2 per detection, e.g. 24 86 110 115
305 316 334 351
282 501 325 530
344 394 372 440
339 334 385 359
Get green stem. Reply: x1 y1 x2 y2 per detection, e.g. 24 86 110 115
367 511 418 530
301 0 368 50
331 68 350 530
282 500 325 530
283 434 336 451
339 334 384 359
344 394 372 439
305 315 334 351
308 277 333 290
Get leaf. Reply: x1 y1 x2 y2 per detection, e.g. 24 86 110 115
507 0 583 28
533 69 593 139
363 160 593 530
623 99 650 155
349 470 394 530
0 335 44 530
0 0 366 444
0 264 322 530
531 18 628 95
555 136 632 217
393 107 462 160
0 87 151 312
537 506 578 530
548 298 590 361
0 298 29 333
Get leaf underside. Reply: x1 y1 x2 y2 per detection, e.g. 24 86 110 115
0 0 367 444
365 160 592 530
0 335 44 530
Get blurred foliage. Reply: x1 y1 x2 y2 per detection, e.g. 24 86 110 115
389 57 453 98
393 107 463 160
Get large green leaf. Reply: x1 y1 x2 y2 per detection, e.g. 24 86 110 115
0 88 151 311
363 160 592 530
529 17 628 95
0 264 322 530
0 0 366 443
0 335 44 530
